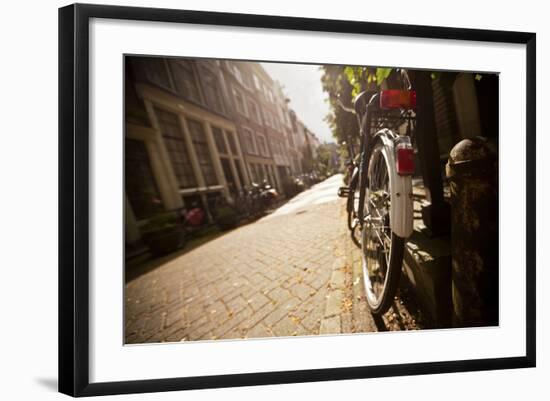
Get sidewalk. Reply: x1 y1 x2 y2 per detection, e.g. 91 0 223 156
125 175 424 344
125 178 351 343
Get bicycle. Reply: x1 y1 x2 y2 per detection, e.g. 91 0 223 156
337 69 416 315
338 136 361 247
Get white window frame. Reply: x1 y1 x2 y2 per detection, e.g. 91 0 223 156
253 74 261 90
248 99 260 124
232 65 243 84
256 132 268 156
232 86 248 117
242 127 257 155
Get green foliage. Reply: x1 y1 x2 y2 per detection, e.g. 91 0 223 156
320 65 394 146
314 143 338 177
215 206 239 230
320 65 360 146
376 68 392 86
215 205 237 219
142 212 178 234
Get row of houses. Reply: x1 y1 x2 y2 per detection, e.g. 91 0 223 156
125 56 320 245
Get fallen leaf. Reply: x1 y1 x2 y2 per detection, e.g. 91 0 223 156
289 315 301 324
341 297 353 313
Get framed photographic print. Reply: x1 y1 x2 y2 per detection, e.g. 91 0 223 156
58 3 536 397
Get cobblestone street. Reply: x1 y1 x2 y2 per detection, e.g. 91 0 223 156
125 175 421 344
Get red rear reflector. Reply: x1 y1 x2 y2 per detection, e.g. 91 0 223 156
396 146 415 175
380 90 417 110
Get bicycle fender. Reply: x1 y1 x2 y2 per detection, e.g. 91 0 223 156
375 130 414 239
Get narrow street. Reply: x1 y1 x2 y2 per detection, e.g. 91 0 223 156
125 175 421 344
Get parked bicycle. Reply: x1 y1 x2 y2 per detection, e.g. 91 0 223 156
337 69 416 315
339 138 361 247
234 180 279 218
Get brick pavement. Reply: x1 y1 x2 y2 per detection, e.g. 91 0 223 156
125 194 382 344
125 179 425 344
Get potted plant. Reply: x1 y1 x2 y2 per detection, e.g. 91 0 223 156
141 212 185 257
215 205 239 231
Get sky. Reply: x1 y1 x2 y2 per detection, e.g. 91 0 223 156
261 62 334 144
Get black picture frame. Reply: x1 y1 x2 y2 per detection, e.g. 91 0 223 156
59 3 536 397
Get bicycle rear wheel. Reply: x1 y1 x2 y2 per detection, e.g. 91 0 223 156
361 141 405 315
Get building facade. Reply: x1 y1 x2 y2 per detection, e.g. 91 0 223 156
125 57 320 247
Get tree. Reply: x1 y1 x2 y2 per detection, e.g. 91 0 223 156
320 66 392 150
320 65 360 147
314 143 333 177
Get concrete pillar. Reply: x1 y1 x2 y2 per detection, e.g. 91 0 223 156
446 137 498 327
144 139 180 210
143 100 182 209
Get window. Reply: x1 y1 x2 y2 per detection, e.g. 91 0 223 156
155 108 197 189
288 131 295 148
253 74 261 90
256 134 268 156
272 115 279 131
233 87 247 116
202 69 225 114
272 139 284 156
242 128 257 154
125 139 163 220
248 163 257 182
220 158 237 194
261 165 269 181
232 65 243 84
267 88 274 103
143 58 172 90
170 60 201 103
254 164 263 181
257 104 265 125
263 112 271 128
226 131 239 155
279 106 290 126
243 75 253 91
187 119 218 186
248 100 260 123
212 127 227 154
